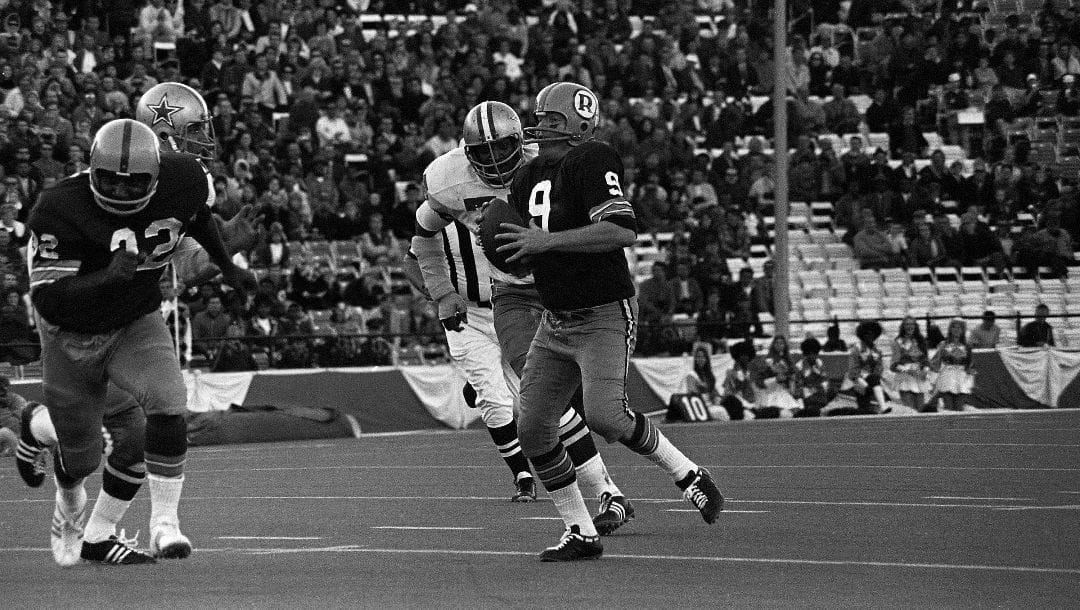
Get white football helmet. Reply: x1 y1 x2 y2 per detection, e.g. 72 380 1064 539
135 82 216 161
461 101 524 188
89 119 161 216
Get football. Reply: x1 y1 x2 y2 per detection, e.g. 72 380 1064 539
479 197 529 276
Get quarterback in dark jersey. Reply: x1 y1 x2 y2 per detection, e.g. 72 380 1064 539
497 82 723 561
27 119 254 566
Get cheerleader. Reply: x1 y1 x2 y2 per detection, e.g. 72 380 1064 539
848 320 888 414
754 335 801 414
890 316 930 410
932 318 973 411
685 344 722 407
793 337 836 417
720 340 757 420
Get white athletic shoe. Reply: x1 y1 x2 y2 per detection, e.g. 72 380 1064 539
50 489 87 567
150 522 192 559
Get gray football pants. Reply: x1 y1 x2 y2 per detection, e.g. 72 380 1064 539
516 297 639 456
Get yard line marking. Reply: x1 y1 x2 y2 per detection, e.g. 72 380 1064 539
926 496 1035 501
0 495 1044 509
664 509 769 514
370 526 482 531
1059 491 1080 494
994 505 1080 511
519 517 563 521
217 536 322 540
169 464 1080 475
9 545 1056 575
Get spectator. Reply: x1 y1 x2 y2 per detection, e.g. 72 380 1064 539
957 212 1007 277
191 293 232 360
908 221 949 268
1021 214 1075 277
670 261 704 316
1019 303 1056 347
359 211 401 264
211 323 259 372
853 214 902 269
245 296 280 354
968 310 1001 349
638 262 676 355
823 324 847 352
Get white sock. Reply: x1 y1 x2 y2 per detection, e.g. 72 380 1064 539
55 478 87 516
575 454 622 501
643 430 696 483
148 474 184 529
30 406 57 445
83 490 132 543
548 481 597 537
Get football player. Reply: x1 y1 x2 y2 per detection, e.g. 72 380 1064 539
27 119 255 566
411 101 632 529
495 82 723 561
14 82 260 565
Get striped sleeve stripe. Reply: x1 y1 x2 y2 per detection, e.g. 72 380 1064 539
30 265 81 286
589 199 634 223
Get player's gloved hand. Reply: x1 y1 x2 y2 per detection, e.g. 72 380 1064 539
220 204 263 254
104 249 143 284
220 263 258 294
438 292 468 332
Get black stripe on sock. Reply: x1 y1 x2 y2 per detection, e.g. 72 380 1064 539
529 445 575 492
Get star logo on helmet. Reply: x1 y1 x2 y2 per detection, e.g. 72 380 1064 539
146 94 183 129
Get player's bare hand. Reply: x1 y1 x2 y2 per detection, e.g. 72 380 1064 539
220 264 258 294
221 204 263 254
495 221 551 263
438 292 468 332
0 426 16 456
105 249 143 284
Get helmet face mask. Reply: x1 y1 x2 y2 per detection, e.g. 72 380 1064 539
89 119 160 216
136 82 216 161
462 101 524 188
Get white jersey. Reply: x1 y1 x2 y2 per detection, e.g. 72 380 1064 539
421 144 538 287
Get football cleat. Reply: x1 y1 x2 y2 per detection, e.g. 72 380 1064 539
511 476 537 503
150 522 192 559
593 492 635 535
678 468 724 524
16 403 47 487
50 488 87 567
81 530 156 565
538 525 602 562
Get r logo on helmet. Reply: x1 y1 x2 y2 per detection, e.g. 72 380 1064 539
574 90 597 119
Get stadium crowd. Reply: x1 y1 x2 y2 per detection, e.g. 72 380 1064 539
0 0 1077 370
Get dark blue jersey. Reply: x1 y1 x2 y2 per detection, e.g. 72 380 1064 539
509 140 636 311
28 152 213 333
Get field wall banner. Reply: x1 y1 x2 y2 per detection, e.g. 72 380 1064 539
9 348 1076 438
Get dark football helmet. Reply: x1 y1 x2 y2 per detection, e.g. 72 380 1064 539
523 81 600 146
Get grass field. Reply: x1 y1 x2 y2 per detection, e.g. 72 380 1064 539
2 410 1079 608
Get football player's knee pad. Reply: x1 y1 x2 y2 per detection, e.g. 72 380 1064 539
478 401 514 429
55 438 104 482
145 414 187 457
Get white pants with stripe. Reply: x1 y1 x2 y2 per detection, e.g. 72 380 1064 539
444 305 518 427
